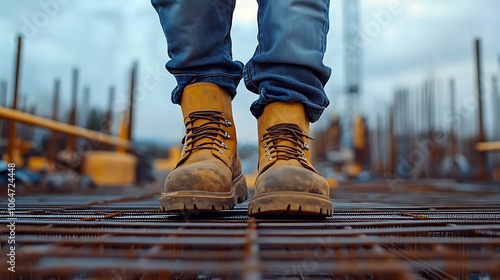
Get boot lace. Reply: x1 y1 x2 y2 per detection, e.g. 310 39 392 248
182 111 232 156
260 124 312 163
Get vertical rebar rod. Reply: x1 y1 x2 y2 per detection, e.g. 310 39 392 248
376 114 382 173
127 62 138 141
0 81 6 107
474 39 487 180
423 81 430 178
49 79 60 164
449 79 458 159
389 105 396 174
7 35 22 163
106 86 115 135
429 79 436 178
498 55 500 73
492 76 499 141
67 68 79 150
81 86 90 128
0 81 7 139
493 75 500 177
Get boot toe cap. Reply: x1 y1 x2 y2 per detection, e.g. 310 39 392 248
164 160 232 193
255 165 329 196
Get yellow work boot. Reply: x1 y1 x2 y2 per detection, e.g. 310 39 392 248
159 83 248 211
249 102 333 217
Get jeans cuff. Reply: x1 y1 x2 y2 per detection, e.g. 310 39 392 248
171 74 242 104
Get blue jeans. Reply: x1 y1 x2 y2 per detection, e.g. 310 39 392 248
151 0 331 122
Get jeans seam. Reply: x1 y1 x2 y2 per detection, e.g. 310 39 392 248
246 65 259 93
247 0 264 93
320 0 329 54
227 0 237 59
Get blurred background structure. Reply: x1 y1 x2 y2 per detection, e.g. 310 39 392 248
0 0 499 186
1 1 500 279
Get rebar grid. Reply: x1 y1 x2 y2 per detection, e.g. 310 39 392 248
1 181 499 279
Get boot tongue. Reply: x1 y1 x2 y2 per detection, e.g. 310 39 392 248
178 83 234 164
180 83 232 119
258 102 312 170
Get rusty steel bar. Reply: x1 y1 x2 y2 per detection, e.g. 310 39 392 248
49 79 60 164
449 79 457 156
388 105 396 174
475 39 487 180
81 86 90 128
127 62 138 141
6 35 22 162
1 181 499 279
0 80 7 139
106 86 115 135
493 76 500 141
477 142 500 152
67 68 79 150
0 106 131 149
0 81 6 107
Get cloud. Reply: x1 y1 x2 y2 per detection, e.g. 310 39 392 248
234 0 258 24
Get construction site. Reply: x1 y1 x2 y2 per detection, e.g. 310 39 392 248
1 0 500 279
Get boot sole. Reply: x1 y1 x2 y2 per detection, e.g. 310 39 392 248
248 191 333 217
159 173 248 212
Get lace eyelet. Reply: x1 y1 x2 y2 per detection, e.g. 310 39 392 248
263 143 267 148
268 157 274 161
221 142 228 149
304 142 310 150
224 119 232 126
224 132 231 139
219 150 224 154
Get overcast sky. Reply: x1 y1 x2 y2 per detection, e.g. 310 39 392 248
1 0 499 145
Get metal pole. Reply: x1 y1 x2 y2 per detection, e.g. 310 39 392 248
477 142 500 152
388 105 396 175
429 80 436 178
449 79 457 157
0 107 131 149
0 81 6 107
67 68 79 150
81 86 90 128
106 86 115 134
475 39 487 180
7 35 22 163
498 55 500 73
127 62 138 141
0 81 7 139
493 76 500 141
49 79 60 164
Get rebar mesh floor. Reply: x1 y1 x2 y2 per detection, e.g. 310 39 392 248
1 180 500 279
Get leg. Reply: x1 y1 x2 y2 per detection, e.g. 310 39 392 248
151 0 244 102
247 0 333 217
244 0 331 122
151 0 248 211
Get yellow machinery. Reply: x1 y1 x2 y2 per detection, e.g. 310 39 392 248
155 146 182 172
81 151 137 186
477 141 500 180
80 112 137 186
